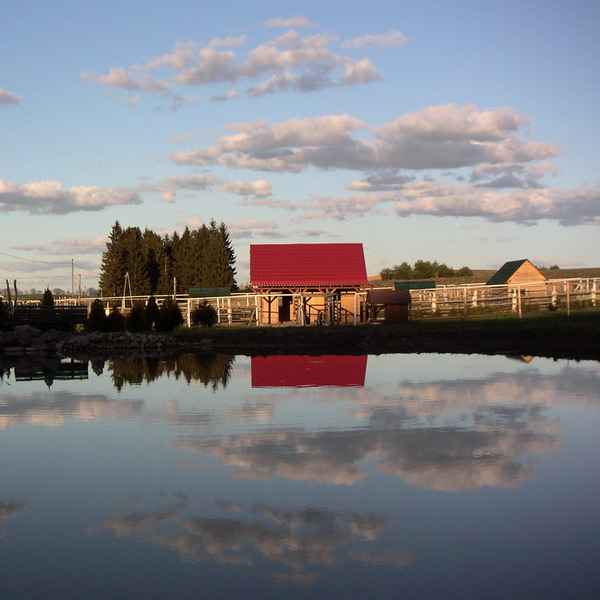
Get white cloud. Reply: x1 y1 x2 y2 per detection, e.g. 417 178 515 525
169 104 557 172
211 88 240 102
81 67 171 93
0 179 142 215
290 179 600 226
159 174 216 202
342 29 408 49
342 58 382 85
220 179 272 196
263 17 316 28
82 25 390 103
0 88 22 106
392 182 600 225
12 237 107 255
227 219 282 238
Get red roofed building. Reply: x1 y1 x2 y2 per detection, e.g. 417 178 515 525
251 355 367 387
250 243 371 325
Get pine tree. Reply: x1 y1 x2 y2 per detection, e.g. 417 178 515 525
99 221 125 297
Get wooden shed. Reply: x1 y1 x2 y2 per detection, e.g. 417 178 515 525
367 289 411 323
486 259 547 287
250 243 371 325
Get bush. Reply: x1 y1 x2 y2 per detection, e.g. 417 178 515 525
0 298 9 328
125 306 146 332
156 299 184 332
105 308 125 332
41 288 55 307
87 299 107 331
191 301 218 327
144 296 160 331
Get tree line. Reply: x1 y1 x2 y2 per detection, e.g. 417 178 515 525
98 220 236 297
380 260 473 281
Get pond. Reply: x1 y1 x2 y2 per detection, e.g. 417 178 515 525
1 352 599 599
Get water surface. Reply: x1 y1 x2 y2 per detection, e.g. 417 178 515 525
1 352 599 599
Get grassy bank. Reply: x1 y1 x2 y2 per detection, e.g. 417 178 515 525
172 310 600 361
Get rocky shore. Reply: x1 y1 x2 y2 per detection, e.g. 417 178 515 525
2 312 599 366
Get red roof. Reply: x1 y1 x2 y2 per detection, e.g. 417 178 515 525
250 243 370 288
251 355 367 387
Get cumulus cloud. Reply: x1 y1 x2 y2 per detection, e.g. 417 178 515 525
82 25 390 104
159 174 216 203
342 29 408 49
220 179 272 196
0 88 22 106
392 181 600 225
0 179 141 215
227 220 283 239
295 181 600 225
169 104 558 173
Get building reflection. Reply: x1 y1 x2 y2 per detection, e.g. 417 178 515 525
251 355 367 388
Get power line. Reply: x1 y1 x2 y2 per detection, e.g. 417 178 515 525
0 250 100 275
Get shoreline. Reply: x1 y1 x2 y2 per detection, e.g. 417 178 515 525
2 312 599 365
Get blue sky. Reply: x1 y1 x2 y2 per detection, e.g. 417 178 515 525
1 0 599 292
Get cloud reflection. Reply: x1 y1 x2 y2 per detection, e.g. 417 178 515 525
0 391 144 430
90 493 411 580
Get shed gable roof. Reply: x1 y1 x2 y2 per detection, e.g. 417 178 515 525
486 259 545 285
250 243 370 288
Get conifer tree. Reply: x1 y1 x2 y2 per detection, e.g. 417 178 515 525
99 221 125 297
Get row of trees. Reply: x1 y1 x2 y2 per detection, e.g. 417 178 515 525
98 220 236 297
380 260 474 281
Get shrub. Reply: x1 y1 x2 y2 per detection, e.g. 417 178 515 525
87 299 107 331
105 308 125 332
125 306 146 332
144 296 160 331
41 288 55 307
191 301 218 327
156 299 184 332
0 298 9 328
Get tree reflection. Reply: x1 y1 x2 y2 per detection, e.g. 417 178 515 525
108 353 234 391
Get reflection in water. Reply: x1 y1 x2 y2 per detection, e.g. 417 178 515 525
252 355 368 387
176 419 559 490
90 492 411 581
1 356 88 387
0 391 144 430
0 502 26 536
108 353 234 391
1 354 599 598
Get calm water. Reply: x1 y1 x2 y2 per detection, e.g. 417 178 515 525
1 352 599 599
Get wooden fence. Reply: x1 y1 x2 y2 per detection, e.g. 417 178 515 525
48 276 599 326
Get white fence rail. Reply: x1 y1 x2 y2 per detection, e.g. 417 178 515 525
51 276 599 325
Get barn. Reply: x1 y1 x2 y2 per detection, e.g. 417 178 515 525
486 259 548 286
250 243 372 325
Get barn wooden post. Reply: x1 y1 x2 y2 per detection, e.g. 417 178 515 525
517 286 522 318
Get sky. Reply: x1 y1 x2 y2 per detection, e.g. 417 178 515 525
1 0 599 292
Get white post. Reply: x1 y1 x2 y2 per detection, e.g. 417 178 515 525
187 298 191 327
518 286 522 318
567 283 571 316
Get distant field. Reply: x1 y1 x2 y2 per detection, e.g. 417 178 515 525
371 267 600 287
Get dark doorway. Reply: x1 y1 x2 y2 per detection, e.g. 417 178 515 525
278 294 292 321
